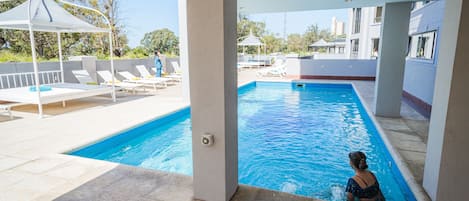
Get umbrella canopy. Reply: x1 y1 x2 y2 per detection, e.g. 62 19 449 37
0 0 109 33
309 39 331 47
238 31 264 46
0 0 115 118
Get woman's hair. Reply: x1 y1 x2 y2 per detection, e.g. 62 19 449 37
349 151 368 170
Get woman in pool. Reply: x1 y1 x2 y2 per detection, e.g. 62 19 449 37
346 151 385 201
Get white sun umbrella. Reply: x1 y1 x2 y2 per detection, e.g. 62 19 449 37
237 30 266 65
0 0 115 118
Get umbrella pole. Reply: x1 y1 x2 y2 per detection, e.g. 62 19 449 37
57 32 66 107
109 32 116 102
258 45 260 67
57 32 64 83
27 0 43 119
28 24 43 119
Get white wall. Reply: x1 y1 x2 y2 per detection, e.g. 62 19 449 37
313 53 347 60
403 0 445 105
403 60 437 105
286 58 377 77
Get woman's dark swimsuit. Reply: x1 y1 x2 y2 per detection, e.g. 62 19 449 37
345 173 381 199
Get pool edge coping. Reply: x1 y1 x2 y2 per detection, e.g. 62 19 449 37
350 83 430 201
65 79 429 200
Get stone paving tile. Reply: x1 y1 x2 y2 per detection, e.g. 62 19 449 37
232 185 319 201
0 169 36 189
0 156 28 172
54 165 194 201
2 174 68 201
391 139 427 153
376 117 415 132
15 156 73 174
387 130 423 142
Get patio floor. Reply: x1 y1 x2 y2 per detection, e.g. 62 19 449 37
0 69 429 201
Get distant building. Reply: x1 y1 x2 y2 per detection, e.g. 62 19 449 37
331 16 345 36
344 0 444 109
345 1 441 60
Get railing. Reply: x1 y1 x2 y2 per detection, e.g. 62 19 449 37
0 70 62 89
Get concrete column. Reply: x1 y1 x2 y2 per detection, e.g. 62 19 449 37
178 0 190 102
373 2 411 117
186 0 238 200
423 0 469 200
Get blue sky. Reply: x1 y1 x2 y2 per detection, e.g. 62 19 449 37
120 1 348 48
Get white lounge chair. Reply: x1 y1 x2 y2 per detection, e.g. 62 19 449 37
97 71 143 94
167 61 183 82
135 65 176 83
72 70 98 85
118 71 167 90
0 102 25 119
257 59 287 78
170 61 183 75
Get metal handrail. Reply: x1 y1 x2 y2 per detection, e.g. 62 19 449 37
0 70 62 89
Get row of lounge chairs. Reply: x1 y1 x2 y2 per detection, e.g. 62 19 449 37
72 65 182 93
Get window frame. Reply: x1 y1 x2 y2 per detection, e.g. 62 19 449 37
351 39 359 58
374 7 383 24
408 30 437 61
352 8 362 34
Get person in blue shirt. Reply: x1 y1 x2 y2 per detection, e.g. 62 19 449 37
154 50 163 77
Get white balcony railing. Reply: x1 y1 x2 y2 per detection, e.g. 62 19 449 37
0 70 62 89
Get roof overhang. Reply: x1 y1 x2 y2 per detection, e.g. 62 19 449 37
238 0 422 14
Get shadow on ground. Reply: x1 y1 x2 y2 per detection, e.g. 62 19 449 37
54 164 319 201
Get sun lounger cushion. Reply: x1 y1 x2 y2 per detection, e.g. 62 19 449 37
29 85 52 92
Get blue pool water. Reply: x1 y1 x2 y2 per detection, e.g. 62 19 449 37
71 82 415 201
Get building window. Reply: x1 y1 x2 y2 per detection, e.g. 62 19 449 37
409 31 436 60
352 8 361 34
374 7 383 23
371 38 379 58
351 39 359 58
339 47 345 54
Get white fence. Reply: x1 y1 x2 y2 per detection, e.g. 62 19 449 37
0 70 62 89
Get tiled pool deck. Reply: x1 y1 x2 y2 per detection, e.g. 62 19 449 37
0 70 429 201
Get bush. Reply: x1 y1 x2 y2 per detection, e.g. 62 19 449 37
0 50 56 62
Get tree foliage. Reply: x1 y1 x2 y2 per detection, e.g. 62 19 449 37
140 28 179 55
303 24 320 46
287 34 305 53
0 0 127 60
237 18 266 40
263 34 283 53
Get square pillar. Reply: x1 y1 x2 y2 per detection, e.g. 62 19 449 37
373 2 412 117
423 0 469 200
178 0 190 102
186 0 238 200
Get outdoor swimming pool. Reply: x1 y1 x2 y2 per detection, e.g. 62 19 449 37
70 82 415 201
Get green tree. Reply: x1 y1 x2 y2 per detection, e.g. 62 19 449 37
303 24 320 46
140 28 179 55
262 34 283 54
237 18 266 39
0 0 129 60
319 29 333 41
286 34 305 53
